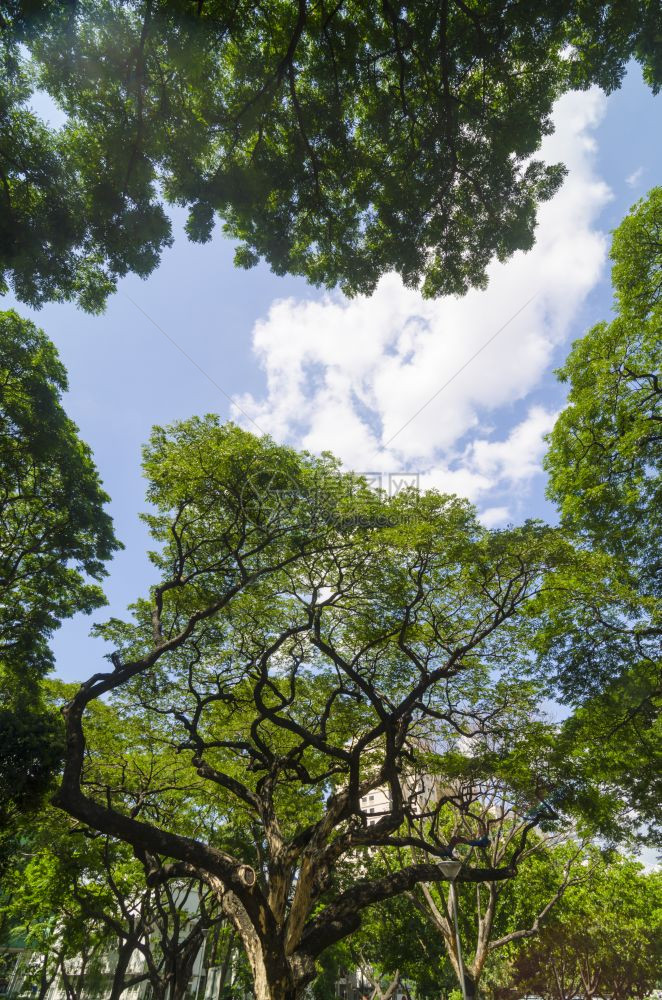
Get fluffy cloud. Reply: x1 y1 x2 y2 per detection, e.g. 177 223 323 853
235 89 611 516
478 506 512 529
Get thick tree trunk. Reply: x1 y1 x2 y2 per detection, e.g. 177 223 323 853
109 938 139 1000
247 942 300 1000
209 883 302 1000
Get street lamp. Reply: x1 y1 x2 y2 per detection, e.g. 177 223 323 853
437 860 467 1000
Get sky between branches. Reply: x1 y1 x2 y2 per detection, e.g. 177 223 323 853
3 64 660 684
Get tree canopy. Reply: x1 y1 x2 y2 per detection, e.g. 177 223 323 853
542 188 661 841
0 310 119 833
511 856 662 1000
51 417 606 1000
0 310 119 680
1 0 660 310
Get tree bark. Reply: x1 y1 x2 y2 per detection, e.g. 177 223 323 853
462 970 478 1000
37 952 57 1000
171 927 204 1000
109 938 139 1000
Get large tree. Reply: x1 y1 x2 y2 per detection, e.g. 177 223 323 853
0 311 119 834
54 418 584 1000
1 0 660 309
542 188 661 840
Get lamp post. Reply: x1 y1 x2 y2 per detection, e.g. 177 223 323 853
437 859 467 1000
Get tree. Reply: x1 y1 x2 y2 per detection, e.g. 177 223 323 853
50 684 229 1000
0 688 229 1000
0 817 111 1000
0 310 119 680
53 418 583 1000
382 689 591 1000
0 809 218 1000
0 311 119 835
510 856 662 1000
542 188 661 839
2 1 661 309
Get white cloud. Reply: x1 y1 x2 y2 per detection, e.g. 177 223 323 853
234 88 611 514
468 406 559 485
479 506 512 529
626 166 644 188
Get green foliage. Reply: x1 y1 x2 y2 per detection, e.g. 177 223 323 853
0 311 118 838
512 856 662 1000
0 697 64 834
542 189 661 840
546 187 661 576
0 808 116 994
0 694 227 1000
1 1 660 308
0 310 120 680
0 15 172 312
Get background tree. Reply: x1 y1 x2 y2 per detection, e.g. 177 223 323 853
0 817 111 1000
133 878 220 1000
0 689 63 847
0 311 119 836
1 1 660 309
54 418 587 1000
386 687 591 1000
0 310 119 679
542 188 661 841
510 856 662 1000
0 687 231 1000
312 858 453 1000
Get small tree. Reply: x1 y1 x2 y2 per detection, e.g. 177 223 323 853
408 791 586 998
0 686 230 1000
355 689 590 1000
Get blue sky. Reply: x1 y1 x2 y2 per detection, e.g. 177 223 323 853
5 65 660 684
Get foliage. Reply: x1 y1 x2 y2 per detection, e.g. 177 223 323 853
0 695 64 839
0 312 118 837
0 695 228 1000
0 310 119 680
511 856 662 1000
1 1 661 308
51 417 594 1000
0 810 113 999
542 188 661 840
546 186 661 584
